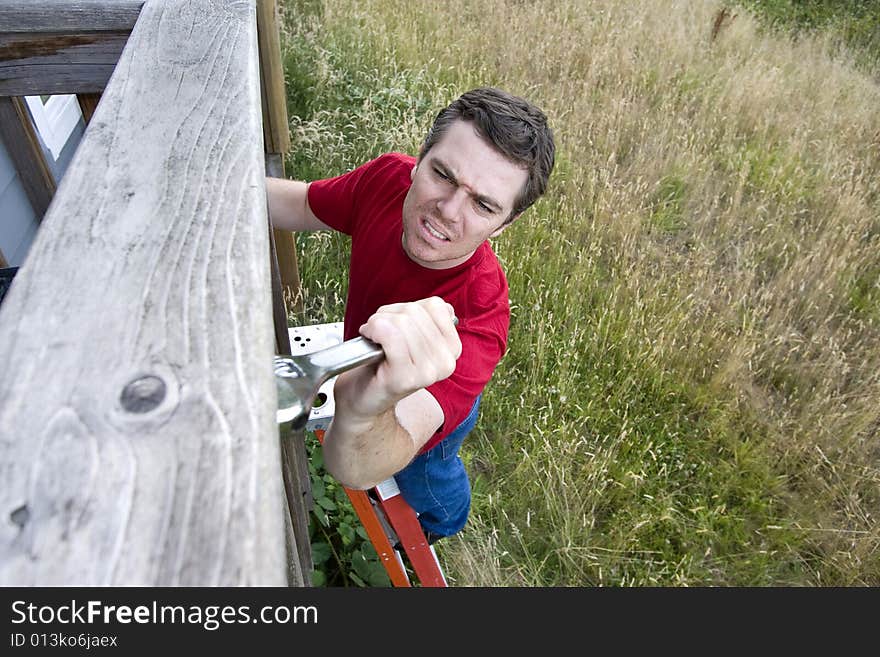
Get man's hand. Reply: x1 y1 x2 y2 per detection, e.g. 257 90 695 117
334 296 461 422
323 297 461 489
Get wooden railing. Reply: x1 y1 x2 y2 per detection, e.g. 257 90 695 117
0 0 311 586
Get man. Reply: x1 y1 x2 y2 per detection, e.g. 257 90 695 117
268 87 554 543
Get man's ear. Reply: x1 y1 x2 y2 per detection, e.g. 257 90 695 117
410 163 418 181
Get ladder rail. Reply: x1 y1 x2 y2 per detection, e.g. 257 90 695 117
294 323 448 588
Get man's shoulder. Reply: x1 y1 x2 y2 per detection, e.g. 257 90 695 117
474 242 508 286
375 152 416 166
462 243 509 315
345 152 415 198
366 152 415 180
369 152 416 176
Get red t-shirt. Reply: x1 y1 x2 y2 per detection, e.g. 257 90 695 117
307 153 510 452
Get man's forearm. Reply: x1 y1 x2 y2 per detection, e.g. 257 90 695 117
319 298 457 490
322 406 418 490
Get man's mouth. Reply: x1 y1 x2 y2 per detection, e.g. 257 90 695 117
422 218 450 241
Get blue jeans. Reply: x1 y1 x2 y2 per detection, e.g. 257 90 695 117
394 395 481 540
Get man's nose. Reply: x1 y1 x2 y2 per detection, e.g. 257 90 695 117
437 188 468 222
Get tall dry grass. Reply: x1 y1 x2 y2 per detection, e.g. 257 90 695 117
280 0 880 585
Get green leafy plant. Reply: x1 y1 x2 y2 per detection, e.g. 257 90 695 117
306 433 391 587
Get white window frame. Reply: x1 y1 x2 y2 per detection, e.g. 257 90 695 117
24 95 82 161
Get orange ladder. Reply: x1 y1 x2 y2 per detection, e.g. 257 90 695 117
313 429 446 587
290 322 447 587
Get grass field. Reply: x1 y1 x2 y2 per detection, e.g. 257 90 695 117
278 0 880 586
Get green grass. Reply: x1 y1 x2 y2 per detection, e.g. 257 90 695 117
278 0 880 586
735 0 880 69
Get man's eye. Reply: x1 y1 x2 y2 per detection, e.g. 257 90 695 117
434 168 451 182
476 200 494 213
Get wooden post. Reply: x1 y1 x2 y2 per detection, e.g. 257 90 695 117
266 153 312 585
0 96 55 218
0 0 296 586
256 0 303 313
255 0 289 156
258 8 309 579
77 93 101 124
266 153 303 318
273 198 305 314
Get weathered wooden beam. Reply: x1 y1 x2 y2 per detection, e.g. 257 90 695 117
0 0 290 586
0 31 131 95
0 96 55 218
0 1 144 33
0 1 143 95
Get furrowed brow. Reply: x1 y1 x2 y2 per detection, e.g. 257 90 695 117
432 159 455 180
431 156 504 212
473 192 502 213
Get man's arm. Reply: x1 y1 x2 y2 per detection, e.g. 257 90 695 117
322 297 461 490
266 177 333 232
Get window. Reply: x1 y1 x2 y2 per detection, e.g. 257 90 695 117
24 95 83 161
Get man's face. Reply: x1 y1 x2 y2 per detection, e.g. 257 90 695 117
401 120 528 270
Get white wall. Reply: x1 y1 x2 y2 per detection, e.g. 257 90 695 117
0 138 39 268
0 95 84 268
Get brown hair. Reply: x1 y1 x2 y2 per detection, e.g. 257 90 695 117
419 87 555 224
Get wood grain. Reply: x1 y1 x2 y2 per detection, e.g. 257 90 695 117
77 92 102 124
0 0 143 33
0 0 143 94
0 31 130 95
0 0 289 586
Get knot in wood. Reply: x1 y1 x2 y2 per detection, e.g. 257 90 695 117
10 504 30 529
120 375 167 413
